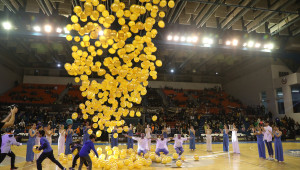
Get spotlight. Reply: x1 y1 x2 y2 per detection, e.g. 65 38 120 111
57 63 61 67
243 43 247 47
174 36 179 41
225 41 231 45
170 69 174 73
99 30 104 35
2 21 12 30
33 26 41 32
56 27 62 33
232 39 238 46
192 36 198 42
187 37 192 42
44 25 52 33
203 38 213 45
64 27 70 33
216 72 218 75
247 41 254 48
264 43 274 50
255 43 261 48
181 36 186 42
167 35 173 40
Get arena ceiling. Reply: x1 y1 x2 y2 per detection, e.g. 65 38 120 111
0 0 300 83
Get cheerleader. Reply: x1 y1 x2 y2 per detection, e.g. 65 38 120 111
57 125 65 156
82 122 90 144
45 124 55 145
222 125 229 152
162 126 168 145
127 124 134 149
252 126 266 159
205 124 212 152
231 124 240 154
35 125 43 160
111 126 118 148
26 123 37 162
189 126 196 151
273 125 284 162
65 124 74 155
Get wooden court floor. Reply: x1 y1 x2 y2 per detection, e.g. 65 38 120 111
1 142 300 170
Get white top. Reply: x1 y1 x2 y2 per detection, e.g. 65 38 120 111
173 138 187 148
263 126 272 142
1 134 21 153
132 137 150 150
232 130 238 142
156 138 170 150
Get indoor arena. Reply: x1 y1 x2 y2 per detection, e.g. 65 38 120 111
0 0 300 170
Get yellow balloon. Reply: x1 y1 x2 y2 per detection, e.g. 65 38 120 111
176 160 182 167
168 0 175 8
96 130 102 137
113 133 118 138
152 115 157 121
173 153 178 159
72 112 78 119
88 129 93 135
194 154 199 160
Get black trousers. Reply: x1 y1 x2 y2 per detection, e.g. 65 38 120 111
36 150 64 170
72 154 88 168
0 151 16 168
78 156 92 170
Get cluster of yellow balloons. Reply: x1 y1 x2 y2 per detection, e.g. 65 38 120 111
66 0 175 135
58 153 73 164
86 146 153 169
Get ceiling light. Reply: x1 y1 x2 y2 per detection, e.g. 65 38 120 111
57 63 61 67
216 72 218 75
2 21 12 30
174 36 179 41
203 37 213 45
192 36 198 42
99 30 104 35
181 36 186 42
232 39 238 46
33 26 41 32
187 37 192 42
255 43 261 48
64 27 70 33
44 25 52 33
248 41 254 48
56 27 62 33
167 35 172 40
243 43 247 47
170 69 174 73
225 41 231 45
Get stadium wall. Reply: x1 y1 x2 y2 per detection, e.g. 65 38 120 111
23 75 221 90
223 65 277 116
0 64 22 95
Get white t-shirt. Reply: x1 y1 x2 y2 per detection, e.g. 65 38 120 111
173 138 187 148
156 138 170 150
263 126 272 142
132 137 149 150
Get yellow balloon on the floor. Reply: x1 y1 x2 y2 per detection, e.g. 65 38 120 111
194 154 199 160
173 153 178 159
155 156 161 163
176 160 182 167
68 154 73 160
62 158 68 164
181 155 185 161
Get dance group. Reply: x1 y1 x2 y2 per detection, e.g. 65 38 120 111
0 120 284 170
205 122 284 162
